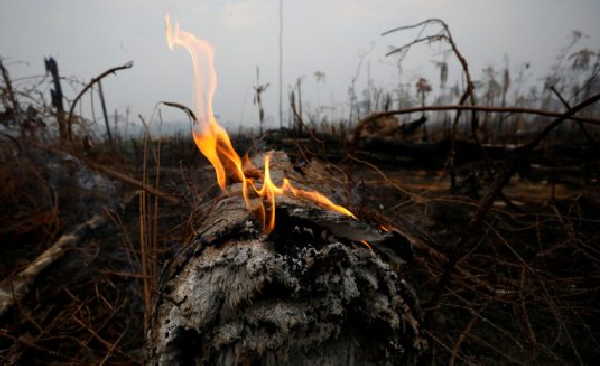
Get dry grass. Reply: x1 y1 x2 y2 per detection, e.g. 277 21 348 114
0 139 61 278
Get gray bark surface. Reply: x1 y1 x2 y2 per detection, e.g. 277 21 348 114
146 153 425 365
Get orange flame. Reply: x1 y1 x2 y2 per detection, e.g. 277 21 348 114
255 153 356 232
165 14 355 233
379 224 390 232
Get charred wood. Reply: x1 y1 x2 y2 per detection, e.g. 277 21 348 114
146 153 425 365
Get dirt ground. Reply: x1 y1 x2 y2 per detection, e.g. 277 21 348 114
1 135 599 365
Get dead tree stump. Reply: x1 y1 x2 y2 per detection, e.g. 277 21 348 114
146 152 425 365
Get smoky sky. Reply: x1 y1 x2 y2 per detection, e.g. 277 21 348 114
1 0 599 131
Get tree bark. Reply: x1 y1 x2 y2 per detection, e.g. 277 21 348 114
43 58 66 141
146 152 425 365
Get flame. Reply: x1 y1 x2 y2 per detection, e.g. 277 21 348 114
165 14 355 233
379 224 390 232
360 240 373 249
165 14 250 207
255 153 356 232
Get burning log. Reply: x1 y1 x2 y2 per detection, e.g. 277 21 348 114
146 152 426 365
150 17 424 364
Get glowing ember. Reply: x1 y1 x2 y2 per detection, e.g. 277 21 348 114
165 14 355 232
360 240 373 250
379 224 390 232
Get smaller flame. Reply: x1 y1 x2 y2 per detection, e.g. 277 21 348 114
254 154 356 232
379 224 390 232
360 240 373 249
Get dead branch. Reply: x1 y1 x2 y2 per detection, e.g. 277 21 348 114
32 142 180 204
67 61 134 141
86 160 180 204
352 104 600 144
449 303 488 366
550 85 597 144
383 19 477 188
425 92 600 325
160 101 197 122
0 214 107 317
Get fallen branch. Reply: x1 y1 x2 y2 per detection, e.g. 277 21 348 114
352 104 600 144
32 143 180 204
550 85 597 145
0 214 107 317
86 160 180 204
425 92 600 323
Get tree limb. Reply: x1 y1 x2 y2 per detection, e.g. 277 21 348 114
352 104 600 144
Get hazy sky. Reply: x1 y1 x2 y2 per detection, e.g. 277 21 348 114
1 0 599 131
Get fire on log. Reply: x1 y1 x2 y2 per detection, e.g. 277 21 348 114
147 17 424 364
146 152 426 365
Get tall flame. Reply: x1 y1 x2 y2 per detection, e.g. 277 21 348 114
165 14 355 232
165 14 249 206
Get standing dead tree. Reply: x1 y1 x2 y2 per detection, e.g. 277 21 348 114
254 67 270 136
383 19 478 188
44 57 67 141
279 0 284 128
415 78 432 141
289 89 304 135
0 57 23 129
290 77 305 134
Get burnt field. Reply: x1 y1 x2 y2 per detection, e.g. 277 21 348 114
2 6 600 365
1 124 599 364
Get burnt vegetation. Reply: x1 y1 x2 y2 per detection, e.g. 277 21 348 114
1 18 600 365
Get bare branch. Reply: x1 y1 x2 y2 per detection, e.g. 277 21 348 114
382 18 477 189
550 86 571 109
425 92 600 325
382 18 448 36
0 214 108 317
160 101 197 122
67 61 134 139
385 34 448 57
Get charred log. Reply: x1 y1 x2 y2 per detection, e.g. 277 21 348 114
146 153 425 365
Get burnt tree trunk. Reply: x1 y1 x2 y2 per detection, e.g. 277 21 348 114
44 58 66 141
146 152 425 365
